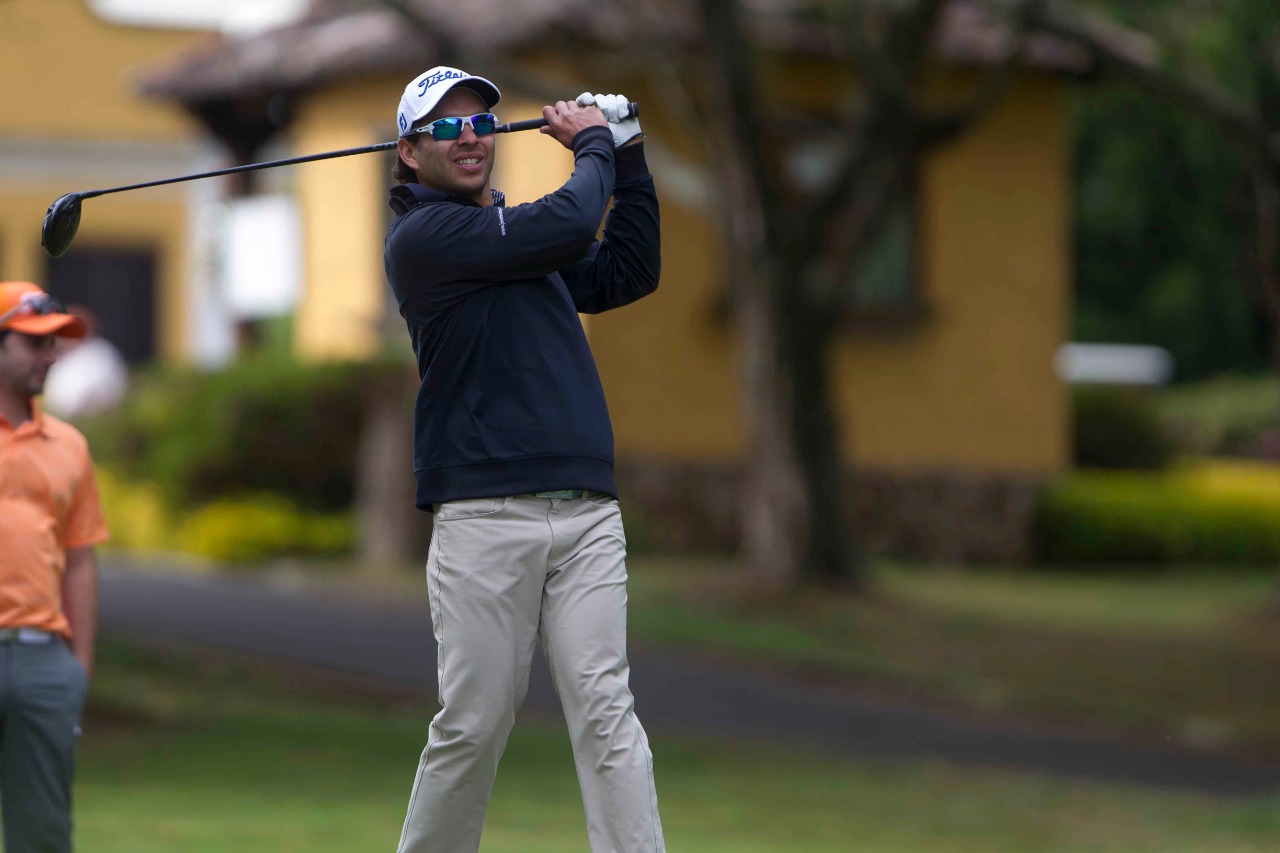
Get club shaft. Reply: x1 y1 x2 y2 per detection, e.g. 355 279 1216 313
79 141 399 200
74 102 639 200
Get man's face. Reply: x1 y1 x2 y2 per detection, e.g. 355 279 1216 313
398 88 496 203
0 332 58 401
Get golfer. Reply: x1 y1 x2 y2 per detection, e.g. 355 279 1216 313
0 281 107 853
385 67 664 852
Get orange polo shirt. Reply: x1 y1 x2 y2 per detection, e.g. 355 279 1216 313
0 402 109 637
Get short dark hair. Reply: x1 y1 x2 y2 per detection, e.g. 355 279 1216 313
392 122 431 185
392 148 419 184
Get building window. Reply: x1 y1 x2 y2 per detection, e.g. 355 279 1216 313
788 140 924 328
842 176 923 328
45 247 157 363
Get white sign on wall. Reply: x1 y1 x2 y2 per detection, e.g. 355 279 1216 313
224 194 303 319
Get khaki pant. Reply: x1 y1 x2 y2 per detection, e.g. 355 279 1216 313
397 494 664 853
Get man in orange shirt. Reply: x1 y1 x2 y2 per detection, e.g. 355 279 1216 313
0 281 109 852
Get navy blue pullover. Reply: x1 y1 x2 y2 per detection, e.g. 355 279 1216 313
384 126 661 509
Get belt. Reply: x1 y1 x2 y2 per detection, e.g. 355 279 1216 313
0 627 57 644
533 489 588 499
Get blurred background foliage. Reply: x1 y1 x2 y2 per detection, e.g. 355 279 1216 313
83 357 400 563
83 356 406 511
81 360 1280 568
1075 0 1280 379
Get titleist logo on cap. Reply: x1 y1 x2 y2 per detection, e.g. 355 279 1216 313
417 69 467 95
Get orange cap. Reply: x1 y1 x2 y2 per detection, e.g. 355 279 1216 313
0 281 86 338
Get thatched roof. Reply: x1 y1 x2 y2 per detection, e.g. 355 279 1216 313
137 0 1152 104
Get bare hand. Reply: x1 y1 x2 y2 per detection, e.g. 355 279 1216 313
540 100 607 149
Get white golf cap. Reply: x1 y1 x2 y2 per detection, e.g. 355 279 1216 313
396 66 502 137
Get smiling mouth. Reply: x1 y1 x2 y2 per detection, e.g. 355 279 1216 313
455 157 483 167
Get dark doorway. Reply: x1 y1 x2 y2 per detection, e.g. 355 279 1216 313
45 247 158 364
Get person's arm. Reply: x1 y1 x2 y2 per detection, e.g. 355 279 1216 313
62 547 98 677
62 446 109 677
559 139 661 314
388 122 617 290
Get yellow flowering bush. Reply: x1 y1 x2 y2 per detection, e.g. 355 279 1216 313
1036 460 1280 566
95 467 173 552
174 495 354 564
94 469 353 564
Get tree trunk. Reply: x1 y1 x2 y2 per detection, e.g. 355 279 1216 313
354 369 422 572
733 256 810 594
786 301 863 587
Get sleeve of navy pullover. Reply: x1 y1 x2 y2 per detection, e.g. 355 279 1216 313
387 127 616 292
558 141 662 314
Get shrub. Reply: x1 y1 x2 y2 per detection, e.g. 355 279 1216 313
95 468 354 563
1035 460 1280 566
1072 386 1176 470
1155 375 1280 459
81 356 415 511
173 495 354 564
95 467 173 552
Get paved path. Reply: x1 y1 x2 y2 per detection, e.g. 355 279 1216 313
99 559 1280 796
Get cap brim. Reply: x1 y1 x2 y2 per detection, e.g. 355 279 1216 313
7 313 86 338
453 78 501 110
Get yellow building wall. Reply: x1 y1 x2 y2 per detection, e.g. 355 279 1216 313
0 0 201 140
0 0 203 358
590 75 1070 475
291 78 394 361
841 76 1070 473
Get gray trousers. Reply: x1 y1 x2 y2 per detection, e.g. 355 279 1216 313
398 494 664 853
0 641 88 853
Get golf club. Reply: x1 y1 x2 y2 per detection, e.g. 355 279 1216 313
41 103 639 258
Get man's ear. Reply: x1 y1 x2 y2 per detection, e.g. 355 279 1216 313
397 138 420 173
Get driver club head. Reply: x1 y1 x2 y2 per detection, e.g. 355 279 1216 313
41 193 84 258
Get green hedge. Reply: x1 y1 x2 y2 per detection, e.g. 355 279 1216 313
1036 461 1280 566
1073 386 1175 470
1155 375 1280 459
82 356 414 511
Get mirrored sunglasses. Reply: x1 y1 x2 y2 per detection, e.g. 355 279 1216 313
408 113 498 142
0 292 66 327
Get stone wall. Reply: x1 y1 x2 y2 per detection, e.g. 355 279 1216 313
614 458 1047 565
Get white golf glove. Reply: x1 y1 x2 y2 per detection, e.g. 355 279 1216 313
576 92 642 148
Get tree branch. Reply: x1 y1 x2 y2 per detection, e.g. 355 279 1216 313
699 0 785 235
918 0 1043 144
364 0 571 104
806 150 907 323
1032 0 1280 165
798 0 952 256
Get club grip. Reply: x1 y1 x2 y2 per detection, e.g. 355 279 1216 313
497 102 640 134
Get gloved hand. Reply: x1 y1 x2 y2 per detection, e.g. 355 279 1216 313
576 92 642 148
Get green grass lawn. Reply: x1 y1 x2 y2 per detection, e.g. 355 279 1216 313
247 552 1280 759
74 640 1280 852
623 559 1280 757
